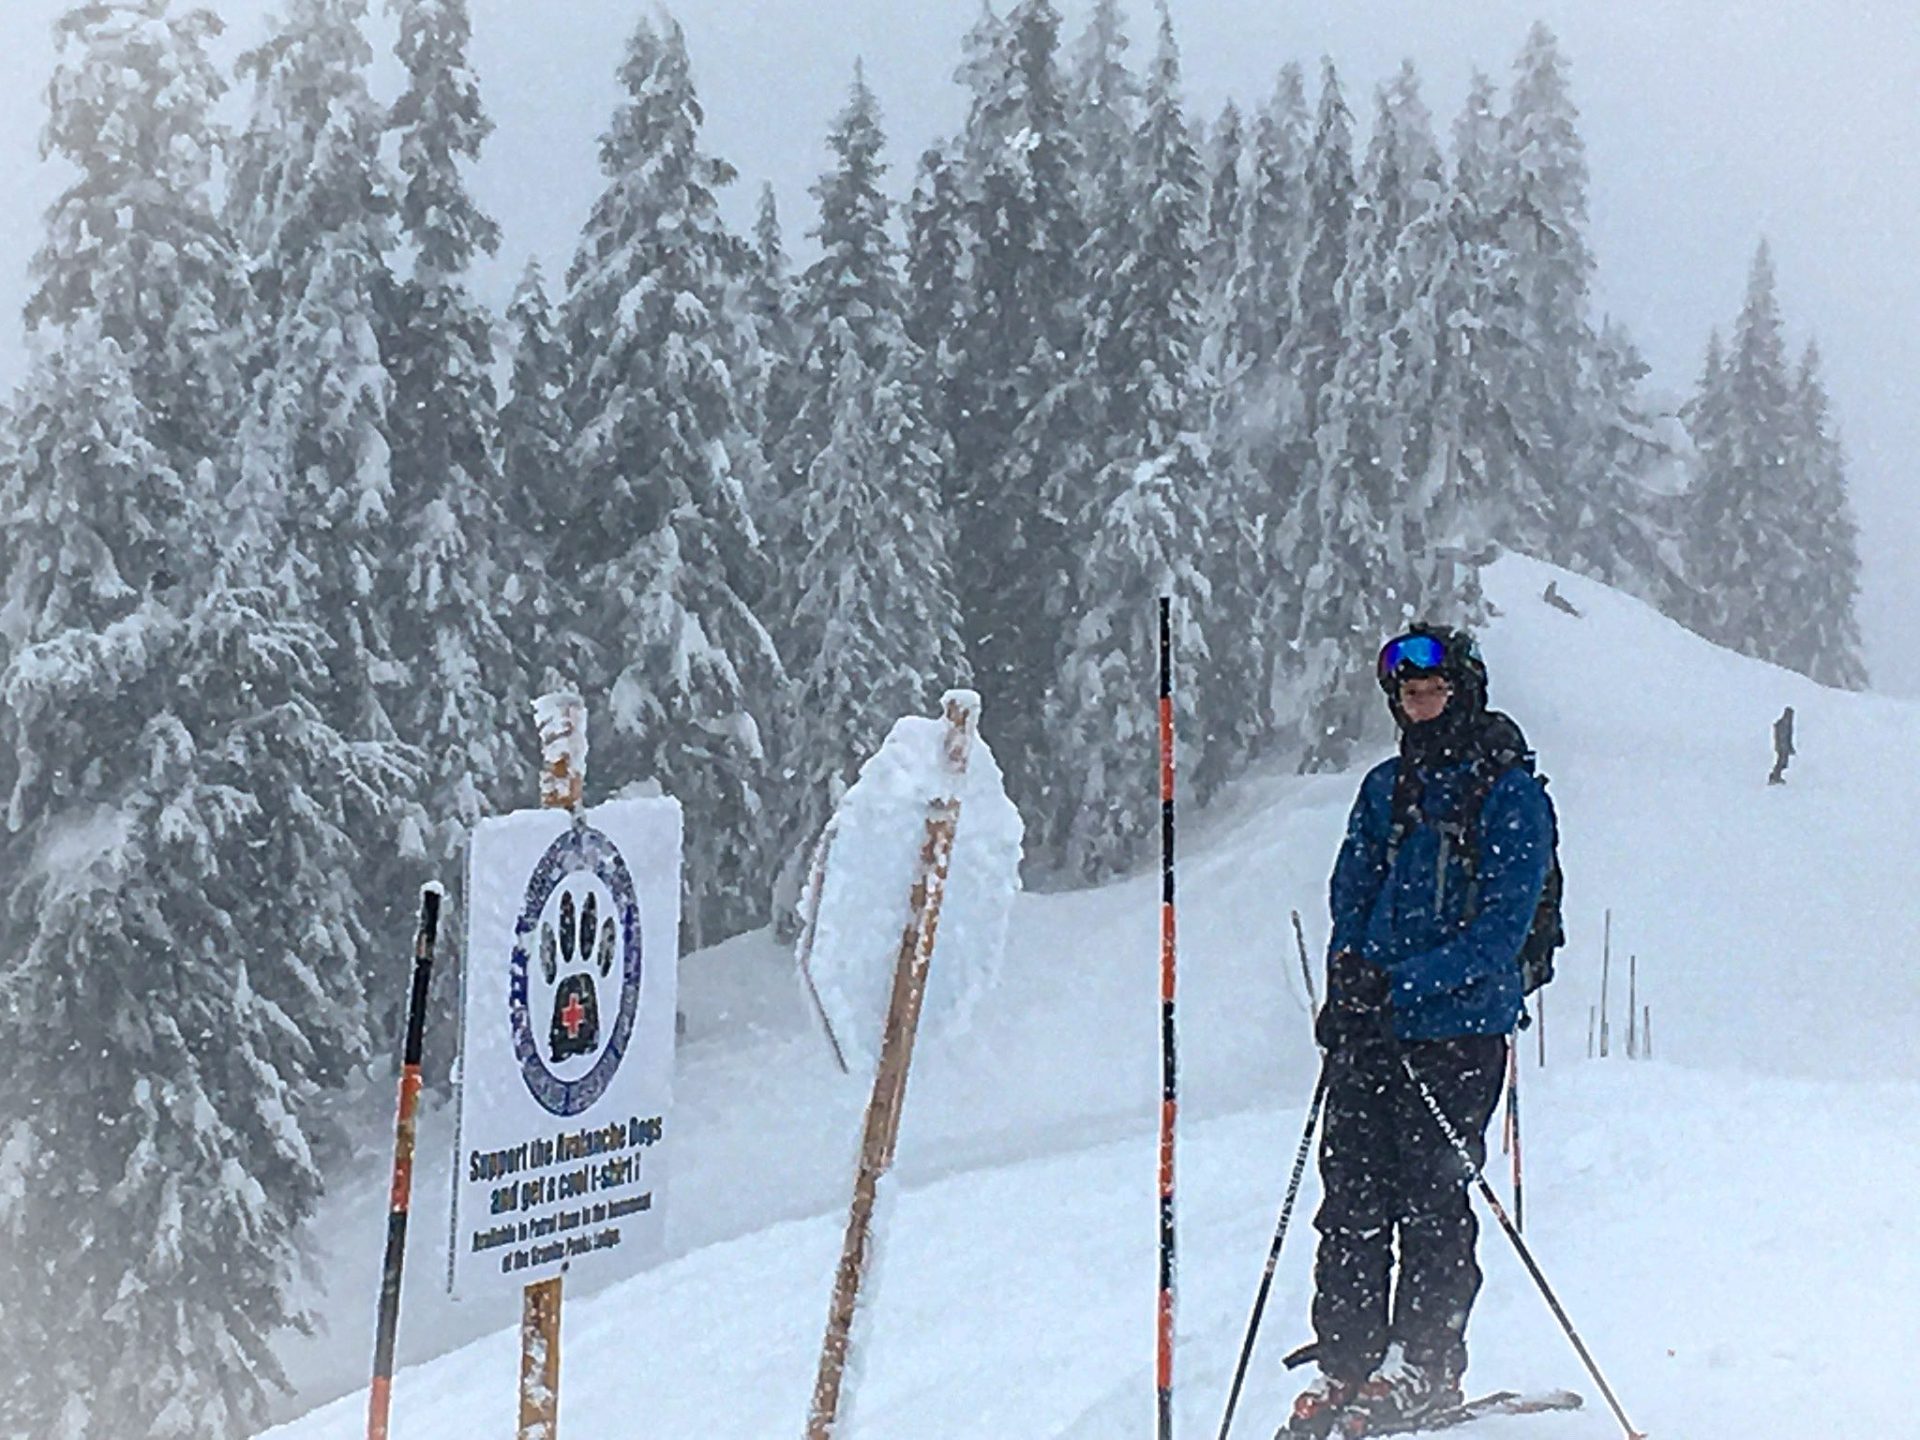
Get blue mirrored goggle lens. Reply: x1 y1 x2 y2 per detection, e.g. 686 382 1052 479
1379 633 1449 677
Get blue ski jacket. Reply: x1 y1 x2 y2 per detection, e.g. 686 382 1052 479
1328 752 1555 1041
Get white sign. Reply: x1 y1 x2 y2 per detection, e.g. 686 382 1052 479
450 798 681 1298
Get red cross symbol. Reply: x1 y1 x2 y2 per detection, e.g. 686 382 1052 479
560 991 588 1040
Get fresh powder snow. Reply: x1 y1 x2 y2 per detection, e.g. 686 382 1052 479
267 555 1920 1438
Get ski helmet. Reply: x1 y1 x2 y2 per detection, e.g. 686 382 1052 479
1376 624 1488 711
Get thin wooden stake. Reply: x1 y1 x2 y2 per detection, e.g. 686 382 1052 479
1599 911 1612 1059
1627 954 1639 1059
805 692 976 1440
519 691 585 1440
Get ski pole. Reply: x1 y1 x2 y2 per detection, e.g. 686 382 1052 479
1507 1041 1524 1233
1398 1050 1646 1439
1215 1069 1329 1440
368 883 444 1440
1290 910 1319 1012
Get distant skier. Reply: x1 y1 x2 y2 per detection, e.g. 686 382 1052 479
1541 579 1581 617
1769 705 1795 785
1287 625 1555 1437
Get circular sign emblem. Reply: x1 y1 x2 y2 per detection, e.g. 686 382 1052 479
508 824 644 1116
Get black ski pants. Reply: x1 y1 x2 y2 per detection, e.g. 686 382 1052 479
1309 1033 1508 1384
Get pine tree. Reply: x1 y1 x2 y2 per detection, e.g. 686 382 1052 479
1268 59 1364 766
228 0 404 738
562 12 781 943
227 0 426 1061
771 70 969 914
905 142 966 373
499 258 572 693
1047 0 1213 875
1067 0 1141 232
383 0 518 823
745 183 804 480
1497 22 1598 561
1784 341 1868 688
1209 64 1308 765
785 340 969 878
948 0 1088 830
0 6 397 1432
1292 107 1412 772
1196 97 1245 398
1686 242 1799 657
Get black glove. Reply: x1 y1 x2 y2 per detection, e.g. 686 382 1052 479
1315 950 1392 1051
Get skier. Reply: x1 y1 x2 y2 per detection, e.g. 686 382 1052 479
1287 626 1555 1437
1768 705 1795 785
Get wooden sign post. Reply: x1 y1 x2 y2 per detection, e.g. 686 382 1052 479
520 692 584 1440
804 692 977 1440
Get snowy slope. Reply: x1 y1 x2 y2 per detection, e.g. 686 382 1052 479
269 555 1920 1437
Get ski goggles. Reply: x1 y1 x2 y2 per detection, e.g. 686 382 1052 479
1377 631 1452 683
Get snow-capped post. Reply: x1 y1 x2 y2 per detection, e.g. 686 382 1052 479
805 691 978 1440
452 689 680 1439
367 883 444 1440
1157 595 1179 1440
523 691 583 1440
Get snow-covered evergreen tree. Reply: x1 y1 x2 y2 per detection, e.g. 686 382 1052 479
0 6 400 1432
745 182 804 485
1047 1 1212 875
1291 102 1414 771
498 258 571 694
562 12 782 943
784 340 969 890
227 0 427 1054
1267 59 1366 766
769 67 969 915
1783 341 1867 688
1207 64 1308 765
383 0 517 820
1496 22 1598 562
1685 243 1800 657
1685 247 1869 686
379 0 521 1055
228 0 405 736
948 0 1088 831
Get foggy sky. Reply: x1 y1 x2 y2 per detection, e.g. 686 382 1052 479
0 0 1913 696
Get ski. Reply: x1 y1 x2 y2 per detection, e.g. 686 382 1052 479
1279 1389 1584 1439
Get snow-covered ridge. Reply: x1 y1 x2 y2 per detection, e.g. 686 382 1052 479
269 555 1920 1436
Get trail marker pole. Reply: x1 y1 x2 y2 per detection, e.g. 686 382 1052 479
805 693 976 1440
1627 955 1639 1059
367 884 444 1440
1157 597 1180 1440
1599 911 1612 1059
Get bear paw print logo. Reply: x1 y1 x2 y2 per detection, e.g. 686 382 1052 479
539 886 618 1064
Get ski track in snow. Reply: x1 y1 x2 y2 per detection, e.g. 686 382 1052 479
267 557 1920 1438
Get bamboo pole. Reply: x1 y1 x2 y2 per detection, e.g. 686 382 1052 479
805 692 976 1440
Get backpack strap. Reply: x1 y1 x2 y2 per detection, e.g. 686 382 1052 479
1456 713 1537 920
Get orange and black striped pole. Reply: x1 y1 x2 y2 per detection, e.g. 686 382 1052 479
1157 596 1179 1440
368 883 444 1440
